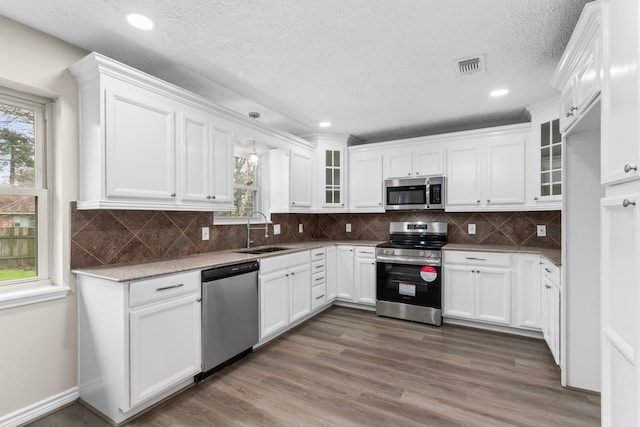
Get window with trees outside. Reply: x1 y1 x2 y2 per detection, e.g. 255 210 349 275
215 155 258 218
0 89 49 286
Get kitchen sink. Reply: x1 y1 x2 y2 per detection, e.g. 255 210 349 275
236 246 291 255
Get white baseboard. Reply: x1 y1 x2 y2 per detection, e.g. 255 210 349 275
0 387 78 427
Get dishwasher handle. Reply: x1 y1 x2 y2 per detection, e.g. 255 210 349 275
201 261 259 282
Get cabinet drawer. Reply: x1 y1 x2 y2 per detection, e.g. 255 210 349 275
311 248 326 260
445 250 511 267
260 251 310 274
311 284 327 309
541 258 560 287
312 271 326 286
355 247 376 258
129 271 200 307
311 259 326 273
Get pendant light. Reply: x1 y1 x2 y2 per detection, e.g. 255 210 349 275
248 112 260 165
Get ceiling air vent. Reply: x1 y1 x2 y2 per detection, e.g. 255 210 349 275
454 55 485 76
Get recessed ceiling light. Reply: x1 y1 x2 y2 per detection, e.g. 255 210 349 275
319 121 331 128
127 13 154 30
490 88 509 97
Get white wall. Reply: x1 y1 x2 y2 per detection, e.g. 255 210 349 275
0 16 86 417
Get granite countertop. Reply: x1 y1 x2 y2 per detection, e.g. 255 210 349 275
73 240 384 282
443 243 561 267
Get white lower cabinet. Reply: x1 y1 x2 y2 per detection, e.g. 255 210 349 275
335 245 376 307
325 245 338 301
129 294 201 407
444 251 511 325
259 251 311 340
354 247 376 306
541 271 561 365
516 254 543 330
336 245 355 300
77 270 201 424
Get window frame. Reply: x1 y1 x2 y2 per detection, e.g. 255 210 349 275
214 152 267 225
0 87 61 309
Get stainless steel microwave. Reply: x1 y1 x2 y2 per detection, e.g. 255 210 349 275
383 176 445 210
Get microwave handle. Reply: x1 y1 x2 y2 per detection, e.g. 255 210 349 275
426 181 431 208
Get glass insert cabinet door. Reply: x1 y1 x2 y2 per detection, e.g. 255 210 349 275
324 149 343 206
540 119 562 197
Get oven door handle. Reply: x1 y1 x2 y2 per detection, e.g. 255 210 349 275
376 255 441 266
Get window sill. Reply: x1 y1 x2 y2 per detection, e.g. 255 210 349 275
0 283 71 310
214 216 272 226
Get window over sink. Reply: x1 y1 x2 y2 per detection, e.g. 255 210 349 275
214 154 261 222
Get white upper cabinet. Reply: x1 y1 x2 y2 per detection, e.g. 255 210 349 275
383 142 444 178
289 150 312 208
348 148 384 212
269 148 314 212
70 52 311 211
601 0 640 185
104 80 177 204
445 125 528 211
551 2 602 135
178 108 233 207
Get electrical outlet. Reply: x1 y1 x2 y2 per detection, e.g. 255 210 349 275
299 223 303 233
537 225 547 237
273 224 281 235
468 224 476 235
346 223 352 232
201 227 209 240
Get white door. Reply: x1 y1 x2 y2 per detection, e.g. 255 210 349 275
336 246 355 300
517 255 542 329
384 151 412 178
210 119 234 205
414 147 444 176
129 293 201 407
289 263 311 323
105 86 176 201
349 151 384 209
446 144 482 207
354 254 376 306
443 265 476 319
475 268 511 325
601 188 640 425
290 151 312 207
601 0 640 186
486 139 526 206
180 110 212 203
259 270 289 339
325 246 337 301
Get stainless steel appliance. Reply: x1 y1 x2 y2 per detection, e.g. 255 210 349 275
384 175 445 210
196 261 259 382
376 221 447 326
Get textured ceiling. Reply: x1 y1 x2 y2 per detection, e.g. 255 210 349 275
0 0 589 143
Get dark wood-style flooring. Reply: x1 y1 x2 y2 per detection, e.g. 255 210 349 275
29 307 600 426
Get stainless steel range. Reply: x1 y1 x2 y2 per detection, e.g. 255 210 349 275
376 221 448 326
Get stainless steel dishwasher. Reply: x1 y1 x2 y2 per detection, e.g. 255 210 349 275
196 261 259 382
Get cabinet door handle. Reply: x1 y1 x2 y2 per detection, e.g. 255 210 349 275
569 106 578 112
170 193 176 197
285 273 289 277
196 298 202 302
487 199 491 203
476 200 481 204
291 272 295 276
545 268 553 273
534 197 539 201
624 164 637 173
292 201 296 205
465 257 486 261
212 195 216 199
623 199 636 208
545 284 551 290
315 294 325 300
156 283 184 292
371 262 375 265
315 276 325 282
378 202 382 206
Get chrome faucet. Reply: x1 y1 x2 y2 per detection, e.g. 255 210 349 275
247 211 268 248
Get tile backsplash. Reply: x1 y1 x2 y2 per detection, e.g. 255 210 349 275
70 203 560 270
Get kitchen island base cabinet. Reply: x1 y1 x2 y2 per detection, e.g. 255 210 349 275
77 271 201 424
